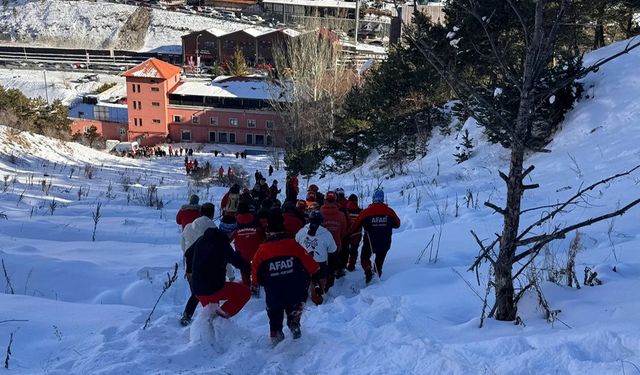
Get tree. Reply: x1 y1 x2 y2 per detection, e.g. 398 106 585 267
269 19 355 174
408 0 640 322
227 47 248 76
328 29 451 172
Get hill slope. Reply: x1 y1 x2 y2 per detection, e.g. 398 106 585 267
0 40 639 374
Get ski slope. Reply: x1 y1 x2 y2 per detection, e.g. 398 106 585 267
0 40 639 374
0 0 271 53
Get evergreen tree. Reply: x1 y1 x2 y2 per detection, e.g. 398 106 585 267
227 48 248 76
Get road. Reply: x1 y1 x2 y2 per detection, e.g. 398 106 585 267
0 46 182 74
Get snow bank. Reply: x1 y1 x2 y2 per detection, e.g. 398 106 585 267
0 39 639 374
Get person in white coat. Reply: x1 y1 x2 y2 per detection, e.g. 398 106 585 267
179 202 236 326
295 210 337 305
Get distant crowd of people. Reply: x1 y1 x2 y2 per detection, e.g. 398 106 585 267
176 165 401 346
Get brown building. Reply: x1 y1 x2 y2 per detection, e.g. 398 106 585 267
182 27 300 70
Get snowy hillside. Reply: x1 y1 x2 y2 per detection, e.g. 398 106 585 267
0 40 639 374
0 68 124 104
0 0 272 53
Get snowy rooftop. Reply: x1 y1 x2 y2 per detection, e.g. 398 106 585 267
169 77 287 101
203 26 276 38
262 0 357 9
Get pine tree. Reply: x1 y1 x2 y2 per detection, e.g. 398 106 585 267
453 129 474 164
227 48 248 76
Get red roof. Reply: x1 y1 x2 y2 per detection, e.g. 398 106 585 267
123 58 182 79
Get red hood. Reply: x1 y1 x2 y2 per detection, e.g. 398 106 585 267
346 201 360 210
320 203 340 214
236 213 255 225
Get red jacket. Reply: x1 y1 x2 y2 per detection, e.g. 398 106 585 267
349 203 400 253
252 234 319 306
346 201 363 245
283 212 304 238
320 203 349 250
176 204 200 229
232 213 265 262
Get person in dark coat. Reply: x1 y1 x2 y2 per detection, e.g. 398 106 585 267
268 165 274 176
251 212 319 345
269 180 281 201
185 226 251 319
348 189 401 284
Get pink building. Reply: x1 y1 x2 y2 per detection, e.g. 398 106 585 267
71 58 285 147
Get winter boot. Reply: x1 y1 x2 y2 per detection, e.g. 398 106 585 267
287 322 302 339
365 269 373 284
346 263 356 272
179 313 192 327
310 285 324 305
270 330 285 346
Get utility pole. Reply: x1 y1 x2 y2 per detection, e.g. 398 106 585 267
43 70 49 105
354 0 359 46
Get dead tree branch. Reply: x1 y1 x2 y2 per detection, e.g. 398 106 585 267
142 263 179 330
2 259 14 295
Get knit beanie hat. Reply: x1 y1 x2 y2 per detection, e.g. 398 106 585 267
189 194 200 205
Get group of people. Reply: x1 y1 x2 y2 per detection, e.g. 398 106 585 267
176 170 400 346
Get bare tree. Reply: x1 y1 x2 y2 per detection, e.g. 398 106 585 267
269 18 357 154
407 0 640 321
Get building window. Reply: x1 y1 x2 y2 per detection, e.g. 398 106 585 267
247 119 256 128
138 101 142 110
210 117 218 126
181 130 191 141
152 102 160 107
153 119 161 124
119 128 126 135
209 131 216 142
139 118 142 126
266 120 274 129
132 84 137 93
136 84 141 92
192 116 199 124
229 133 236 144
266 135 273 146
134 118 138 126
133 101 137 109
83 126 91 133
174 115 182 123
218 132 228 143
229 118 238 127
246 134 253 145
255 134 265 145
151 87 160 92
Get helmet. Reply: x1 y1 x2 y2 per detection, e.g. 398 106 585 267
308 184 319 192
309 210 323 224
372 189 384 203
325 191 337 203
335 187 345 197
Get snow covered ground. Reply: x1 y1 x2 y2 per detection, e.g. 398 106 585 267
0 40 639 374
0 0 272 53
0 68 124 104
